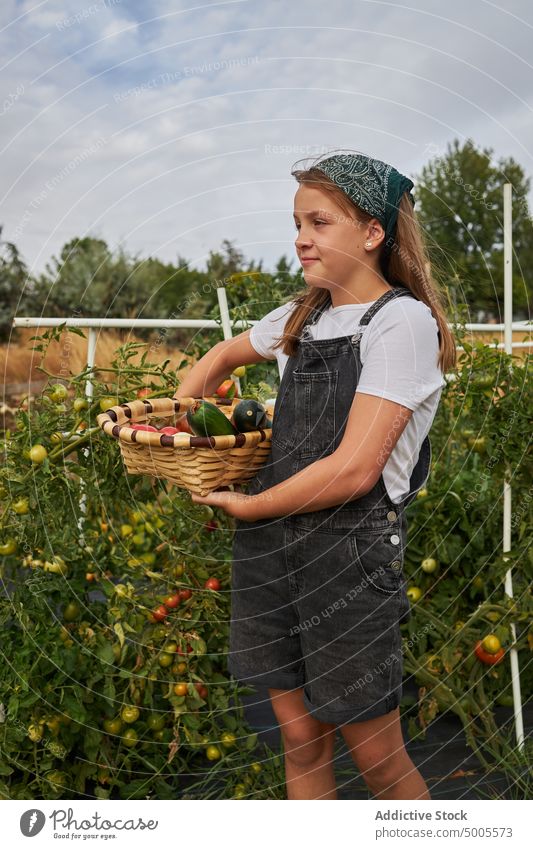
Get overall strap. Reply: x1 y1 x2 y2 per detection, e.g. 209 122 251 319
359 285 415 327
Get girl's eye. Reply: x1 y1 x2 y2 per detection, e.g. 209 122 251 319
293 220 326 230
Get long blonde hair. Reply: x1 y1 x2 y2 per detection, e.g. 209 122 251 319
273 165 456 374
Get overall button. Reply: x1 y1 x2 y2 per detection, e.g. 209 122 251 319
390 534 400 545
391 560 402 569
387 510 397 522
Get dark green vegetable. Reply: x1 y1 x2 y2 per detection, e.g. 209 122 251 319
186 400 239 437
231 399 269 432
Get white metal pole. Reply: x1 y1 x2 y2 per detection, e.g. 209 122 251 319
216 284 241 395
78 328 98 542
503 182 525 750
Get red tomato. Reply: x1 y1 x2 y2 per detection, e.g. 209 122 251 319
194 683 208 699
164 594 180 609
215 379 237 399
136 387 152 399
131 424 159 433
204 520 218 533
474 640 505 665
176 417 193 434
204 577 221 591
152 605 168 622
179 589 192 601
160 427 180 435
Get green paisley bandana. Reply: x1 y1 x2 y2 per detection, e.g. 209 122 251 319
313 153 415 263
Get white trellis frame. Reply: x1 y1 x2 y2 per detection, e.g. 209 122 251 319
11 188 528 748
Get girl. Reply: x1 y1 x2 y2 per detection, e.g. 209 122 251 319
180 150 456 800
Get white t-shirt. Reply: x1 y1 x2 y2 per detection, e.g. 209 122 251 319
249 296 446 504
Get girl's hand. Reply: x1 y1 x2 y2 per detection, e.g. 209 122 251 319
190 485 256 520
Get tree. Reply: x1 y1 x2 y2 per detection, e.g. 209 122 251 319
416 138 532 318
0 226 31 341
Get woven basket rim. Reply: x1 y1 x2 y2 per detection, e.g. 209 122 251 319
96 395 272 451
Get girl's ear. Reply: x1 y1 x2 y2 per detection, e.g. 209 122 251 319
366 219 386 247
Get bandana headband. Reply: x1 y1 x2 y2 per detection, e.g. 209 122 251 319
312 153 415 267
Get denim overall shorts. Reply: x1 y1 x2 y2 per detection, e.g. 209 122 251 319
229 286 432 725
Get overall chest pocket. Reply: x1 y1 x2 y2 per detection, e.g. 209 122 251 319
349 524 405 596
293 368 338 458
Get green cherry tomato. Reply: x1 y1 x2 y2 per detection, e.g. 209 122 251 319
421 557 438 574
103 717 123 735
13 498 30 515
99 397 117 412
407 586 422 603
29 444 48 464
73 397 89 413
221 731 237 748
49 383 68 402
122 727 138 747
120 705 140 724
0 539 18 556
205 745 222 761
63 602 80 621
147 714 166 732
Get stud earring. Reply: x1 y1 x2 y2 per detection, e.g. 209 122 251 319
365 241 372 247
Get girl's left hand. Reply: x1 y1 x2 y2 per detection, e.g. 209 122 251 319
190 485 255 520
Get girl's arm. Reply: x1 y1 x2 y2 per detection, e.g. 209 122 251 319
174 329 271 398
192 393 413 519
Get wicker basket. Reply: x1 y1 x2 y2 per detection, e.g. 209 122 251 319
97 395 273 496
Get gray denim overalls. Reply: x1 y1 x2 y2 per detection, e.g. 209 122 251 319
229 285 432 725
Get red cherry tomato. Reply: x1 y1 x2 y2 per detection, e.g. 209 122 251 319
179 589 192 601
474 640 505 665
164 594 180 609
152 605 168 622
160 427 180 435
204 577 221 591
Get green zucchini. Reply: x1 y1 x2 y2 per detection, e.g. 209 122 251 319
186 400 239 437
232 399 268 432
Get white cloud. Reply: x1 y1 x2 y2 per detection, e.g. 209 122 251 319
1 0 531 278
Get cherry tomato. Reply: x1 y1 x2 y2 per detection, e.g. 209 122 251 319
13 498 29 515
205 745 222 761
122 728 138 747
232 365 246 378
158 652 174 668
29 444 48 464
99 397 117 412
482 634 502 654
176 661 188 675
164 594 180 609
204 577 221 591
474 640 505 665
152 605 168 622
0 539 17 556
250 761 262 774
407 586 422 603
194 683 208 699
73 397 88 413
120 705 139 724
160 426 180 435
221 731 236 748
63 602 80 622
421 557 438 574
179 589 192 601
174 682 188 697
147 714 166 732
103 717 123 735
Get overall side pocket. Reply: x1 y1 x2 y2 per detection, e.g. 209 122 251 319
349 523 405 596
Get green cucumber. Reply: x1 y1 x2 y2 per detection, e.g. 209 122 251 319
232 399 268 432
186 400 239 437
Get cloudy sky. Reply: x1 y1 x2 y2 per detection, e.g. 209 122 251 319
1 0 532 277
